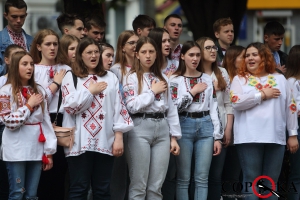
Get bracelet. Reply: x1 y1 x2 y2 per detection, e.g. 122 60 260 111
25 103 33 113
261 90 267 101
188 91 195 98
52 81 60 89
215 139 223 144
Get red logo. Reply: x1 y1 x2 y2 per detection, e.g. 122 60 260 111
252 175 276 198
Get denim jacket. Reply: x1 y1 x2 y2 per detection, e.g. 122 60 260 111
0 27 33 76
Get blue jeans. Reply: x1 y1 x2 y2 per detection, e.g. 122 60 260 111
208 145 227 200
6 161 42 200
176 115 214 200
236 143 285 200
67 151 114 200
288 125 300 200
125 117 170 200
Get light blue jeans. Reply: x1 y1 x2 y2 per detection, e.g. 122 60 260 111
6 161 42 200
176 115 214 200
236 143 285 200
125 117 170 200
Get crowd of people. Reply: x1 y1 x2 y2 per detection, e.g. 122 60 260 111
0 0 299 200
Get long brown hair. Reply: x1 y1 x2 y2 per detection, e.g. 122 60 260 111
6 51 44 111
115 30 136 81
223 45 245 82
238 42 276 79
58 34 80 67
129 36 166 94
285 45 300 79
148 28 171 69
196 37 227 91
173 41 201 76
72 37 107 78
30 29 66 65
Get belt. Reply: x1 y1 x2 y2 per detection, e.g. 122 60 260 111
131 112 165 119
179 111 210 118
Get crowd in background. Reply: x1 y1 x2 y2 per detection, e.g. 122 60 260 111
0 0 300 200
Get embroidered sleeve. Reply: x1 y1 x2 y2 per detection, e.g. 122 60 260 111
122 74 155 114
209 84 223 140
169 77 193 112
230 76 262 110
112 76 134 133
62 71 94 115
287 78 300 113
38 86 57 155
0 93 30 131
221 68 233 115
286 78 298 136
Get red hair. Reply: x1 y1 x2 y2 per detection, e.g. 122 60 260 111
238 42 276 79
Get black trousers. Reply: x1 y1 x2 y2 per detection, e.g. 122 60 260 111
37 113 68 200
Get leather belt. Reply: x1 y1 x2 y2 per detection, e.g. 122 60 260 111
179 111 210 118
131 112 165 119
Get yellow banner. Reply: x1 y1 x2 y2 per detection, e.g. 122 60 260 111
248 0 300 9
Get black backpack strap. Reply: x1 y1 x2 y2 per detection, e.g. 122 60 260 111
54 70 77 124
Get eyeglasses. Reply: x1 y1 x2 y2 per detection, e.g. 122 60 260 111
126 41 138 46
84 50 100 56
204 45 218 52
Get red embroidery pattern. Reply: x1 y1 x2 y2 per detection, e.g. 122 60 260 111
171 44 182 61
144 73 163 101
0 95 11 116
184 77 205 103
7 28 26 50
189 78 200 102
118 90 133 125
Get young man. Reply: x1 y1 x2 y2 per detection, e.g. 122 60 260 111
85 14 106 43
132 14 156 37
163 14 183 62
0 0 32 76
264 21 287 74
56 13 86 40
213 17 234 66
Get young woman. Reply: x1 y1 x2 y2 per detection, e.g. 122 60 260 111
59 34 80 65
223 45 246 83
0 51 56 200
221 45 245 199
123 36 181 200
0 44 25 87
148 27 179 199
30 29 69 200
110 30 138 200
195 37 233 200
285 45 300 200
0 44 25 199
231 42 298 200
61 37 133 199
99 42 114 71
110 30 138 82
148 28 179 78
170 41 222 200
